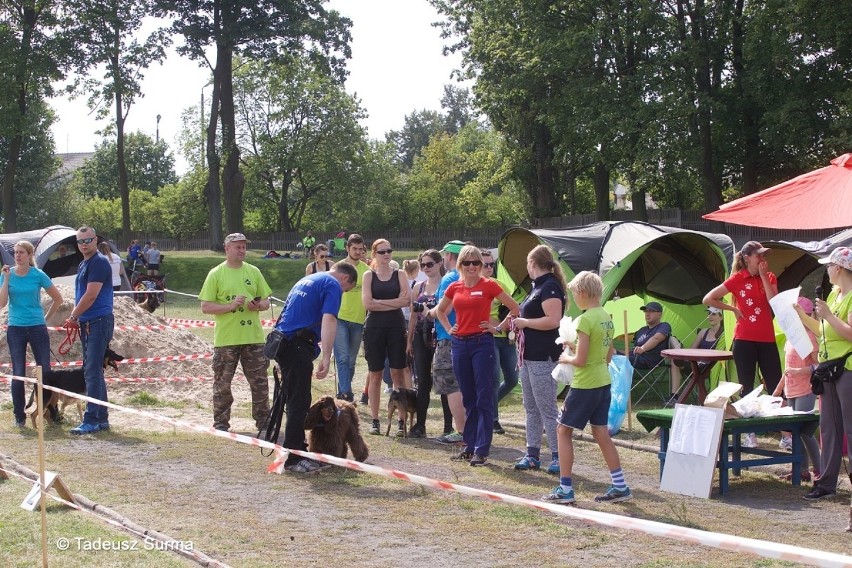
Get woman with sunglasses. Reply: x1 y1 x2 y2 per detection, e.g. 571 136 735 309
704 241 781 448
0 241 63 428
805 247 852 501
305 243 332 275
407 249 453 438
435 245 519 466
362 239 411 435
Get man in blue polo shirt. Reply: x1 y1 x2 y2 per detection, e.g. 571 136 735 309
272 261 357 474
65 226 114 435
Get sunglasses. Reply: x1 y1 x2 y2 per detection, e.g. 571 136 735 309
317 255 327 259
483 262 495 269
76 237 96 245
376 249 393 255
460 260 482 267
420 261 437 269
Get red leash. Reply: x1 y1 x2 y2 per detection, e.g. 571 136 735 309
58 325 78 356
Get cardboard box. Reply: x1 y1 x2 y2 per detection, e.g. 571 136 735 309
703 381 743 419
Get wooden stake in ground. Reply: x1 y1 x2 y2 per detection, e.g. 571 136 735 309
37 365 48 568
624 311 632 431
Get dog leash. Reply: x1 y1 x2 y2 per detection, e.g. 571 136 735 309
58 326 78 356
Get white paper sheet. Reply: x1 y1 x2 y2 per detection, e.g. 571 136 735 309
769 286 814 359
668 405 717 457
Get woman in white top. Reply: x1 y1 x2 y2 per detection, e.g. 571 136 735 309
99 242 122 291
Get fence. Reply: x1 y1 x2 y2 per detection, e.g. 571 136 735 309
125 209 840 252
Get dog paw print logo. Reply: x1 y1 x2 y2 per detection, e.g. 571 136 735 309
244 279 253 286
749 315 757 322
746 298 754 307
754 307 761 315
744 283 753 290
740 290 747 298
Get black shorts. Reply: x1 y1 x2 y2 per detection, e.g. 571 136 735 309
362 326 407 372
148 264 160 271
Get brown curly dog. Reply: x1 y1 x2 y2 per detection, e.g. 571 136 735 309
304 396 369 462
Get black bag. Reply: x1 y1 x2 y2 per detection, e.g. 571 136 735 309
263 329 285 360
810 352 852 395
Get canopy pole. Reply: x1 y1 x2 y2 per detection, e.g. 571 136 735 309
624 311 632 431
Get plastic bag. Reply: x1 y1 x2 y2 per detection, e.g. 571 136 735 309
608 354 633 435
555 316 577 346
731 385 764 418
551 362 575 387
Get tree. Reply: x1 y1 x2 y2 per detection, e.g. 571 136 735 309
232 56 368 232
386 109 447 169
69 131 178 199
0 1 74 231
156 0 352 249
66 0 171 244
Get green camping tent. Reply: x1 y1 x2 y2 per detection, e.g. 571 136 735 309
496 221 734 346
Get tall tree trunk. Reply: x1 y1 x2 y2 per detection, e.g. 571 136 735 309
218 44 244 234
532 122 556 216
278 170 293 232
594 161 610 221
731 0 758 196
206 66 224 251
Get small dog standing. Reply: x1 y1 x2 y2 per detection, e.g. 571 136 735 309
304 396 369 462
25 347 124 428
386 388 417 438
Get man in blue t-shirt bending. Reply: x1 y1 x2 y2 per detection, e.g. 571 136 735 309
66 226 115 435
273 262 357 474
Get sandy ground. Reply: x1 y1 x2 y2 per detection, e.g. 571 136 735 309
0 285 259 432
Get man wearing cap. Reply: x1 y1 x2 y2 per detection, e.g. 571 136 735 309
629 301 672 370
200 233 272 432
334 233 370 403
429 240 468 443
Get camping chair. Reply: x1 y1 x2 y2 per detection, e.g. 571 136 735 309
631 336 682 406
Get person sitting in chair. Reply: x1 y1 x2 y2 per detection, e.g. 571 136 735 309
629 301 672 370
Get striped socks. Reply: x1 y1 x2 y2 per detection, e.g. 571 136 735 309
610 468 627 491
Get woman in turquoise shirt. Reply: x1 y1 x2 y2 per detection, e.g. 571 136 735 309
0 241 63 427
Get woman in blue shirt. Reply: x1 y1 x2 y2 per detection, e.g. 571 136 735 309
0 241 63 427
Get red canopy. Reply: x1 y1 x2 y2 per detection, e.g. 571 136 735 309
703 153 852 230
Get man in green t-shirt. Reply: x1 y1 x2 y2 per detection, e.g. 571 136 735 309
199 233 273 432
333 234 370 402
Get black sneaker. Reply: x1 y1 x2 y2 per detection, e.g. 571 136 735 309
369 419 381 435
408 426 425 438
360 393 369 405
469 454 488 467
337 392 354 403
803 486 836 501
451 450 473 461
493 420 505 435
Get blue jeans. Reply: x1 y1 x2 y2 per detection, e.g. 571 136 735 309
80 315 114 425
333 319 363 397
451 333 496 456
493 336 519 416
8 325 52 423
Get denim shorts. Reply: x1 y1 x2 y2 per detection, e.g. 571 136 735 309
558 385 611 429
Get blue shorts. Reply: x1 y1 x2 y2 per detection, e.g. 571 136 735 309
558 385 611 429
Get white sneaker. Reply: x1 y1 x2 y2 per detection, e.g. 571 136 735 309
742 433 758 448
779 436 792 451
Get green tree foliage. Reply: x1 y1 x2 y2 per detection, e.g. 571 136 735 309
156 0 352 249
232 56 368 233
68 131 177 199
386 109 448 169
405 122 525 230
0 1 75 230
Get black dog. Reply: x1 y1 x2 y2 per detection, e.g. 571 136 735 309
386 388 417 438
25 346 124 427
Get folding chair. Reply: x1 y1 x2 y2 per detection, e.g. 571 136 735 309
631 336 681 406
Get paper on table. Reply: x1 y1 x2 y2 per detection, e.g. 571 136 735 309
769 286 813 359
668 405 717 457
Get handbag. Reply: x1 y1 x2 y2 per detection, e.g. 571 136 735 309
810 352 852 395
263 329 285 360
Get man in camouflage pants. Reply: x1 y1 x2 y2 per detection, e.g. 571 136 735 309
200 233 272 431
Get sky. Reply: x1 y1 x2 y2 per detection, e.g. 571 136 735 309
48 0 465 174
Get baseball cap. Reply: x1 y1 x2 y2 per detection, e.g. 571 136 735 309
640 301 663 313
818 247 852 271
796 297 814 315
706 306 722 315
741 241 770 256
441 240 465 254
224 233 250 245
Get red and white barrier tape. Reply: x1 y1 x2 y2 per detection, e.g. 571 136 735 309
103 376 211 384
6 372 851 567
0 353 213 369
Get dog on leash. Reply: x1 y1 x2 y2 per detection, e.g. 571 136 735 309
385 388 417 437
25 346 124 428
304 396 369 462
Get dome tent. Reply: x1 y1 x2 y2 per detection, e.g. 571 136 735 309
496 221 734 343
0 225 120 280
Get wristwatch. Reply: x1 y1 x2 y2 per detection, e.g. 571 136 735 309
68 315 78 322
